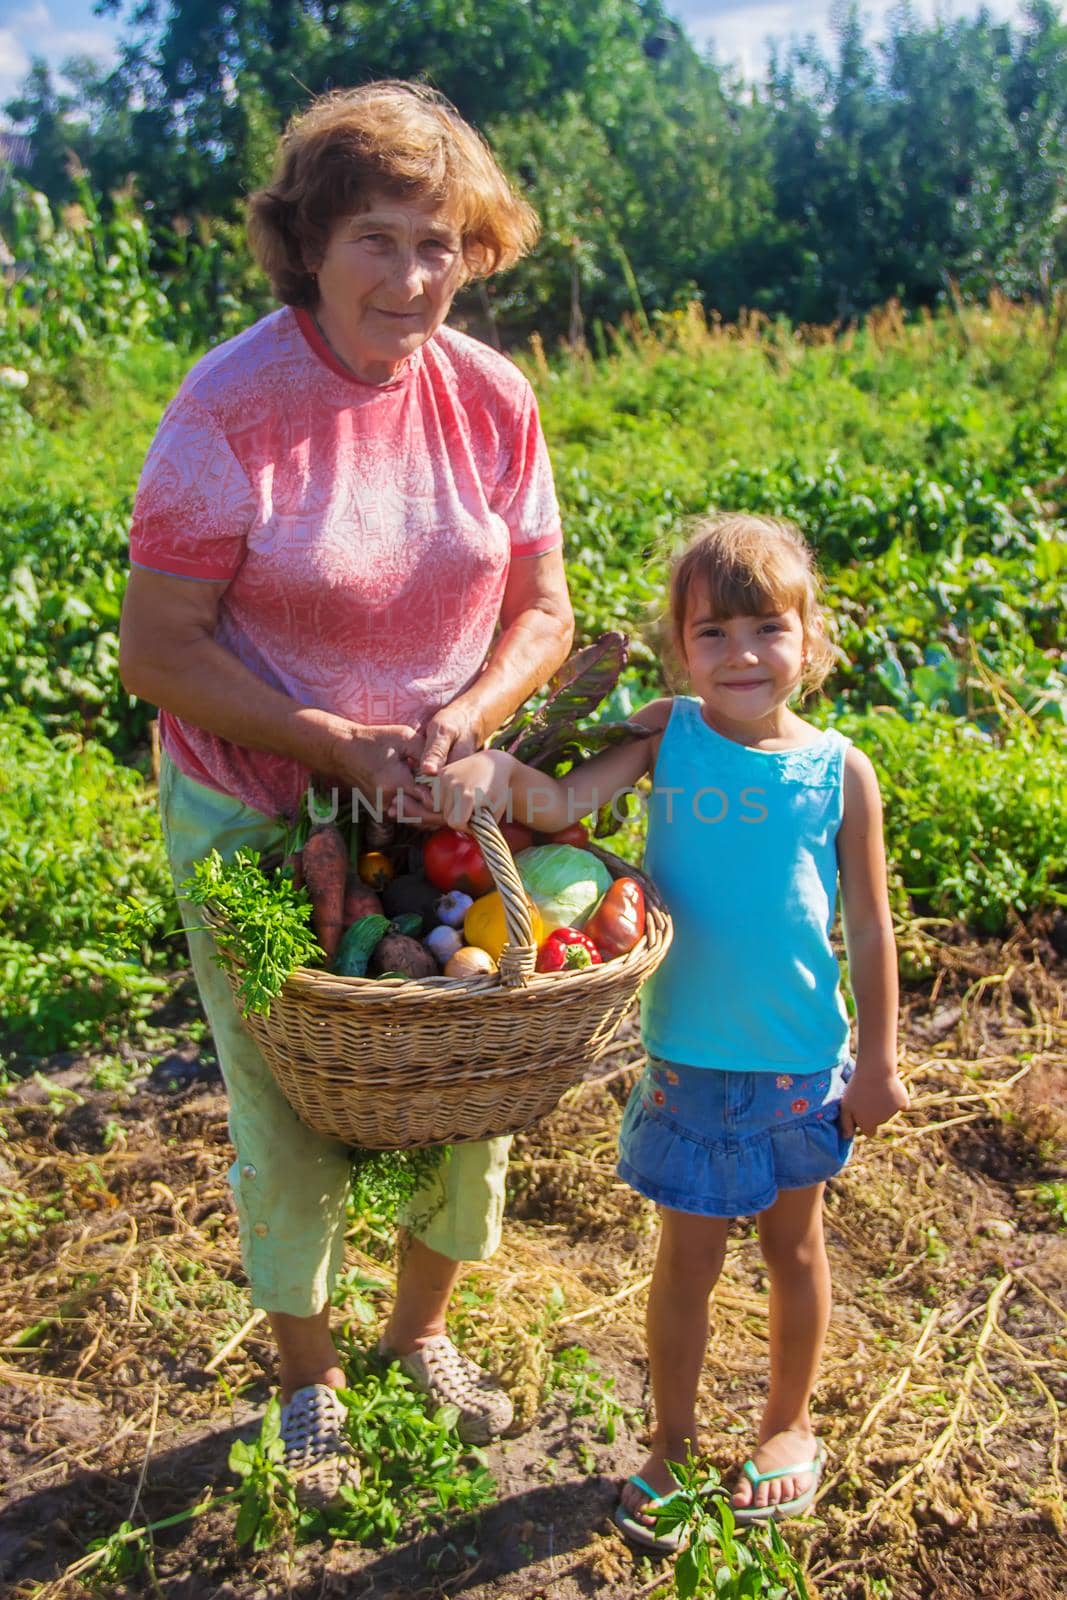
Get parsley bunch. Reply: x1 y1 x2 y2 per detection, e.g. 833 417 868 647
181 848 321 1016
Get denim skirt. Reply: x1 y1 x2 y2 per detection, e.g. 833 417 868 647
617 1055 854 1218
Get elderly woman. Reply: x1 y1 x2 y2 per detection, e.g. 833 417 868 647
119 81 573 1504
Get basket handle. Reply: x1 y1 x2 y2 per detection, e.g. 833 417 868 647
468 811 537 989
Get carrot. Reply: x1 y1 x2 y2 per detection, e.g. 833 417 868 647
301 824 348 959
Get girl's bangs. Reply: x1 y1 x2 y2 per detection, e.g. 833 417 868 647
689 547 809 622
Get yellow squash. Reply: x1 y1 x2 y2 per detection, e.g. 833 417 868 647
463 890 543 963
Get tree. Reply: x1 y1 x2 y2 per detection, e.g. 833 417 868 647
7 0 1067 340
3 59 95 204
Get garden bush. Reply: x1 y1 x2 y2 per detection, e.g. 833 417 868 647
0 708 172 1056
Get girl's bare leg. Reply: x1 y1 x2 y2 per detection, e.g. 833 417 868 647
731 1183 829 1512
620 1209 729 1523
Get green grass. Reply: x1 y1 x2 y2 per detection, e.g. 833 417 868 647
7 340 196 506
834 708 1067 934
0 707 172 1057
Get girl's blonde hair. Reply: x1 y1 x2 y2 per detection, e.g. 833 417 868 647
248 80 540 307
668 514 836 697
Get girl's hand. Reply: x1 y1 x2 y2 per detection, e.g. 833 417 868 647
394 750 517 830
839 1065 909 1139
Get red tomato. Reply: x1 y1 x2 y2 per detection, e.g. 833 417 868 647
500 821 534 854
423 828 493 896
545 822 589 848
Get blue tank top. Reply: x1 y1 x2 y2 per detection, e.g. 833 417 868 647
640 697 851 1073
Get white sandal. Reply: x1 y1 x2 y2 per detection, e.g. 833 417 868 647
382 1334 514 1444
279 1384 361 1509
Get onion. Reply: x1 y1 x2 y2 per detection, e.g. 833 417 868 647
444 945 497 979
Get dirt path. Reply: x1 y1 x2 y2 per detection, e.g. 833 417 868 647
2 932 1065 1599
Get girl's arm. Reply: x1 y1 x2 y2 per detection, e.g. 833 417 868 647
400 698 673 832
837 746 909 1137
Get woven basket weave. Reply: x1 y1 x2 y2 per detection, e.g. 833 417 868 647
207 813 672 1149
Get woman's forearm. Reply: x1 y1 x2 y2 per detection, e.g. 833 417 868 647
123 634 354 775
453 602 574 745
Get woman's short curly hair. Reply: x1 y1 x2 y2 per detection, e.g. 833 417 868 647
667 513 837 698
247 80 540 306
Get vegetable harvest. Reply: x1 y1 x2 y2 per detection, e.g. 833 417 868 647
343 877 382 926
464 889 544 963
444 945 497 978
333 913 390 978
183 637 648 1007
423 828 493 896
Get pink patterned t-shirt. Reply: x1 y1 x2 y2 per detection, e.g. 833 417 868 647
129 307 562 819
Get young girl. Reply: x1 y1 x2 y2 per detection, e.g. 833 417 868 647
412 514 909 1548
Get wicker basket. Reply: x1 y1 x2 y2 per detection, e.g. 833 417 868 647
206 813 672 1149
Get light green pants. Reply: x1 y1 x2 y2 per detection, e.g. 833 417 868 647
159 752 510 1317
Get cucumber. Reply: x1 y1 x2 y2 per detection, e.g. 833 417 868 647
333 914 389 977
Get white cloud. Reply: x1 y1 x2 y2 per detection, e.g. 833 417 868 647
0 28 31 107
680 4 819 80
0 1 118 117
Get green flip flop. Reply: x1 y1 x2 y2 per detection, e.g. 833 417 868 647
732 1439 825 1524
613 1473 687 1555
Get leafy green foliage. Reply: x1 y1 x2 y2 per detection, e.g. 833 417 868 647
0 709 171 1056
0 488 145 753
536 322 1067 733
318 1354 496 1542
0 180 169 372
835 710 1067 933
491 631 650 832
547 1344 640 1442
179 849 322 1017
0 1185 66 1248
1034 1182 1067 1229
651 1456 810 1599
229 1352 496 1552
7 5 1067 340
495 631 630 763
229 1400 298 1551
349 1146 450 1229
84 1519 151 1586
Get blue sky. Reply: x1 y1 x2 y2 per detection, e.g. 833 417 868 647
0 1 1029 117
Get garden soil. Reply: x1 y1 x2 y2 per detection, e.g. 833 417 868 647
1 925 1064 1600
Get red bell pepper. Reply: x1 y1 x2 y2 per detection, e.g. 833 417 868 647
536 927 603 973
583 877 646 960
